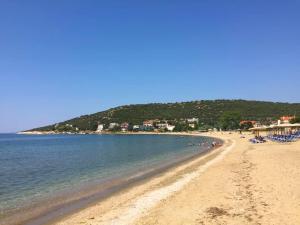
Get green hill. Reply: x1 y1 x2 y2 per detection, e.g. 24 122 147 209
29 99 300 132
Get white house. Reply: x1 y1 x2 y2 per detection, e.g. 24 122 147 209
96 124 104 132
133 125 140 130
187 118 199 123
156 123 168 129
166 125 175 132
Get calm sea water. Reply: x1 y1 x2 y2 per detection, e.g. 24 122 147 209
0 133 215 218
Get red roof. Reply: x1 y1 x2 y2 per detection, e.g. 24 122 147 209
280 116 295 121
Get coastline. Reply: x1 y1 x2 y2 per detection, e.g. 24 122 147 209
52 132 230 225
17 131 208 135
1 132 222 225
54 131 300 225
6 131 300 224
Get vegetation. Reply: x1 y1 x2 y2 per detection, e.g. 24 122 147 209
28 100 300 132
290 117 300 124
219 112 241 130
174 123 190 132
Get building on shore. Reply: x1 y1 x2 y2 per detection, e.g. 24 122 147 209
279 115 296 124
166 124 175 132
156 123 168 129
143 120 154 127
140 125 154 131
120 122 129 132
133 125 140 131
186 118 199 123
96 124 104 132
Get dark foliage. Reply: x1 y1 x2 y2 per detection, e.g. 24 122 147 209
219 111 241 130
290 117 300 124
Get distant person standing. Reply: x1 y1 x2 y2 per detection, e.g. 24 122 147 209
211 141 216 147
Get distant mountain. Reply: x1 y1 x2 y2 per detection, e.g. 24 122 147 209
29 99 300 132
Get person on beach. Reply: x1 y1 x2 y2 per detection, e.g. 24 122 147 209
211 141 217 147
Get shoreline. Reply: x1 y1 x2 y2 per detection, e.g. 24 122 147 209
53 132 300 225
52 133 231 225
17 131 211 136
0 133 223 225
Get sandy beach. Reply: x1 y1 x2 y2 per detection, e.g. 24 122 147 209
54 132 300 225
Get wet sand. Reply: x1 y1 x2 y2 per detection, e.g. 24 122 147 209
55 132 300 225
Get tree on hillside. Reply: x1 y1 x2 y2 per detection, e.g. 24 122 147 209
174 123 189 132
219 112 242 130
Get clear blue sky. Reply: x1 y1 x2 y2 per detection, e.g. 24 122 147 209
1 0 299 132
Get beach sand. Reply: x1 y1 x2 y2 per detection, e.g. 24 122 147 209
55 132 300 225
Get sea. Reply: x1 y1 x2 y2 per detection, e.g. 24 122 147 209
0 133 218 224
